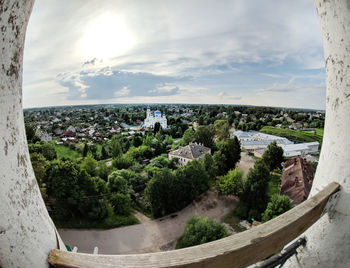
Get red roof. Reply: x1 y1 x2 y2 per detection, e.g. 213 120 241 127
280 157 314 205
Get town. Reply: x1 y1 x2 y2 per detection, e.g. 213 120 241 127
24 103 324 253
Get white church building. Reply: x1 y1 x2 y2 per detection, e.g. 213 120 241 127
143 107 167 129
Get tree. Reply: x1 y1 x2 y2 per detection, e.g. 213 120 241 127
80 153 98 176
262 141 284 171
175 160 210 202
240 160 271 220
107 171 133 195
213 151 227 176
176 216 228 249
83 143 88 157
182 128 196 145
262 194 292 222
101 145 109 159
112 154 135 169
110 193 132 216
216 137 241 174
145 168 177 217
202 153 216 179
216 168 244 196
153 122 161 134
96 161 110 181
111 136 122 158
214 120 230 141
195 125 215 149
30 152 49 187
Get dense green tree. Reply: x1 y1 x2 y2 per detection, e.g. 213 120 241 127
153 122 161 134
216 168 244 196
195 125 215 149
214 120 230 141
101 145 109 159
107 171 133 195
127 145 153 160
111 136 122 158
175 160 210 202
80 153 98 176
182 128 196 145
25 124 36 141
262 194 292 222
46 159 109 220
30 152 49 187
110 193 132 215
96 161 110 181
262 141 284 171
145 168 177 217
240 160 271 220
29 142 57 161
83 143 88 157
213 151 227 176
110 169 148 193
216 137 241 174
112 155 135 169
176 217 228 249
202 153 216 179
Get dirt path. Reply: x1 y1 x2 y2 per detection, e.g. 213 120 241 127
237 151 256 178
58 190 237 254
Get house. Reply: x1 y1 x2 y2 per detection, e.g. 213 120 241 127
280 157 314 205
168 143 211 166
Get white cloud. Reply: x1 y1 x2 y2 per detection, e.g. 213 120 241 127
114 86 130 97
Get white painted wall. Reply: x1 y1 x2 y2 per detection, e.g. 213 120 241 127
0 1 64 268
285 1 350 267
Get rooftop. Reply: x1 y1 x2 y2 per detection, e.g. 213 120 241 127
169 143 210 159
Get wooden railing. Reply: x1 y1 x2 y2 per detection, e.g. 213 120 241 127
49 182 340 268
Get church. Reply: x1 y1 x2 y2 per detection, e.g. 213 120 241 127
143 107 167 129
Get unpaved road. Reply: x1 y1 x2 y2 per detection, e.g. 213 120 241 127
237 151 256 178
58 190 237 254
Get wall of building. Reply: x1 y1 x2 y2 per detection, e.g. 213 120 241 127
285 1 350 267
0 1 65 267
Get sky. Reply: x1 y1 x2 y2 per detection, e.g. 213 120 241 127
23 0 326 109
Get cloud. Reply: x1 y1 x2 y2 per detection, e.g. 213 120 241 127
114 86 130 97
57 68 191 100
82 58 99 67
22 0 326 109
258 77 325 95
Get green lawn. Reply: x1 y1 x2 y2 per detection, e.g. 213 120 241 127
53 206 139 229
260 126 324 144
54 144 81 159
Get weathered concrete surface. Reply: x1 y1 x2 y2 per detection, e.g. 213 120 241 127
285 1 350 267
0 1 63 267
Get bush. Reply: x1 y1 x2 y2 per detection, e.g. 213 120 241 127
176 217 228 249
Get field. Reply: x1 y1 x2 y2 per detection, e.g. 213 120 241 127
260 126 324 144
54 144 81 159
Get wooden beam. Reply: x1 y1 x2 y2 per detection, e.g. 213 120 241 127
49 182 340 268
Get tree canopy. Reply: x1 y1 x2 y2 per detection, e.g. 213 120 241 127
262 141 284 171
216 168 244 196
262 194 292 222
176 216 228 249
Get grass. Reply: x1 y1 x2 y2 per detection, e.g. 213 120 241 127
53 206 139 229
222 210 247 233
54 144 81 160
260 126 324 144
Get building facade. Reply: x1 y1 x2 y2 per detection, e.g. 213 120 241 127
168 143 211 166
143 107 167 129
